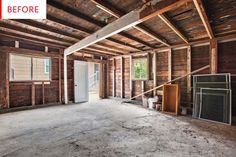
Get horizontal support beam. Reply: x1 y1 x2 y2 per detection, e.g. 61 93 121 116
65 11 141 55
65 0 189 55
91 0 170 46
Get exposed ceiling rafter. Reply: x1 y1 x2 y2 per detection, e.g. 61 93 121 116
48 0 156 49
158 13 188 43
193 0 214 39
65 0 191 55
91 0 170 47
12 19 128 54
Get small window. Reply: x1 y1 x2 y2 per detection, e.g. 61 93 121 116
132 58 147 80
44 59 50 74
10 54 51 81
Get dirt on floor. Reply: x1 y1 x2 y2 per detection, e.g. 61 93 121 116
0 99 236 157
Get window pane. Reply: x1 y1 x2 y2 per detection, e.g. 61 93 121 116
33 58 51 80
132 58 147 80
10 54 32 81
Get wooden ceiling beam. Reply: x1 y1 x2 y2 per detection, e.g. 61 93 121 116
0 21 74 45
65 0 190 55
86 46 122 56
193 0 214 39
48 0 155 49
0 30 69 48
13 19 129 53
79 49 113 58
46 15 141 51
158 14 188 43
91 0 170 47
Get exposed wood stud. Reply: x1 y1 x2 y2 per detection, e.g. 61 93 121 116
6 52 10 109
130 65 210 100
210 39 218 74
153 52 157 96
168 49 172 81
59 54 62 103
15 41 19 48
112 58 116 97
158 14 188 43
42 82 45 105
31 83 35 106
120 57 124 98
141 81 145 98
64 54 68 104
45 46 49 53
186 46 191 107
99 63 103 98
193 0 214 39
146 53 150 80
130 56 133 99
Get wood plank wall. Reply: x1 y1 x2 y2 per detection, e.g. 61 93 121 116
108 41 236 115
0 40 75 109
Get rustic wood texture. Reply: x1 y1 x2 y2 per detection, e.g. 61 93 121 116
191 45 210 74
172 49 187 106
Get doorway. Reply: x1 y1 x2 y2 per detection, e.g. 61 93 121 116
88 62 100 101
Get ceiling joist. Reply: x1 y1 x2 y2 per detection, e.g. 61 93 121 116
193 0 214 39
158 14 188 43
12 19 126 54
65 0 191 55
91 0 170 47
48 0 156 49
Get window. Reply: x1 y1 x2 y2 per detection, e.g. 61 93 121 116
132 58 147 80
44 59 50 74
10 54 51 81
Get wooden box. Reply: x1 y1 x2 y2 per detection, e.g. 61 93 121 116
162 84 180 115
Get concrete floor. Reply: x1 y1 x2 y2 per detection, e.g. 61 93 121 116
0 99 236 157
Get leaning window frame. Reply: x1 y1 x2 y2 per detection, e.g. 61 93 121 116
9 53 52 82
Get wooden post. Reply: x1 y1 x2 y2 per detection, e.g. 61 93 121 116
32 83 35 106
141 81 145 98
6 52 10 108
153 52 157 96
168 49 172 81
210 39 218 74
42 82 45 104
187 46 191 107
59 55 62 103
130 56 133 99
45 46 49 53
146 53 150 80
64 54 68 104
99 63 103 98
112 58 116 97
15 41 19 48
120 57 124 98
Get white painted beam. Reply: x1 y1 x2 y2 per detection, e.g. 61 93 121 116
65 11 140 55
64 54 68 104
65 0 190 55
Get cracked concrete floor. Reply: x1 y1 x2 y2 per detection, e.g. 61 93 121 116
0 99 236 157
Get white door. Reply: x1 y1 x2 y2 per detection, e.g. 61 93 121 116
74 61 89 103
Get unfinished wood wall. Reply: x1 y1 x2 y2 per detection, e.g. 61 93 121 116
108 41 236 114
172 49 187 106
124 58 131 98
0 39 75 109
0 52 8 109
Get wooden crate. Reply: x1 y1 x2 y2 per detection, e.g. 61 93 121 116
162 84 180 115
